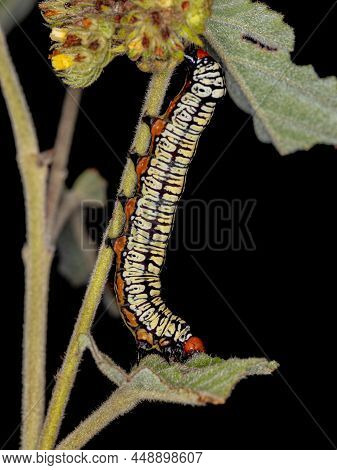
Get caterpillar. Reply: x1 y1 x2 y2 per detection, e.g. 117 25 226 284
108 49 225 362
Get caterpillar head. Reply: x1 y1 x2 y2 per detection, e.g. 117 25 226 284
183 336 206 356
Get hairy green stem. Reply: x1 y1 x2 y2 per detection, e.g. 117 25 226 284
56 386 140 450
0 29 49 449
38 66 175 450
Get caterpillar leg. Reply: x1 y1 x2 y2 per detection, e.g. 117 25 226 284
136 341 180 365
105 235 127 260
135 330 180 364
105 236 116 249
136 341 153 365
141 114 154 128
162 344 185 363
135 338 185 364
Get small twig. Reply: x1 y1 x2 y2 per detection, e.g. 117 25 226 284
0 28 49 449
47 88 82 241
38 66 175 450
56 381 185 450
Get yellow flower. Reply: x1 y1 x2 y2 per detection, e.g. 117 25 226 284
50 27 67 42
51 53 74 71
128 36 145 58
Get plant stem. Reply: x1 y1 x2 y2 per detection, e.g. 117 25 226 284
47 88 82 240
0 29 49 449
56 386 140 450
38 66 175 450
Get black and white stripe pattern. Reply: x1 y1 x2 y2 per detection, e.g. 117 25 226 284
114 51 225 360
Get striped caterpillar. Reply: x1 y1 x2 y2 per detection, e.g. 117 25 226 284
108 49 225 362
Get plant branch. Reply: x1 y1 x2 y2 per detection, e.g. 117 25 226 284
47 88 82 241
52 190 83 241
55 382 190 450
38 66 175 450
0 29 49 449
56 386 140 450
56 348 279 450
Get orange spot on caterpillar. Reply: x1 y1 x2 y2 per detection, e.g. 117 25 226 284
151 118 166 137
181 1 190 11
125 198 137 220
136 156 150 179
115 273 125 305
113 237 128 311
114 236 126 257
136 329 154 345
123 309 139 328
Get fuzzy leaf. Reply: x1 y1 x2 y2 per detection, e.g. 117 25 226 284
84 338 278 406
57 208 96 287
0 0 35 34
57 169 107 287
209 0 295 52
129 354 278 405
206 0 337 155
72 168 107 207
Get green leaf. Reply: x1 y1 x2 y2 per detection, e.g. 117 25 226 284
84 336 278 406
57 169 107 287
0 0 36 34
206 0 337 155
72 168 108 207
130 354 278 405
209 0 295 52
57 208 96 287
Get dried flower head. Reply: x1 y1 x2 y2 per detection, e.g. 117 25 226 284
40 0 125 87
40 0 212 87
120 0 212 72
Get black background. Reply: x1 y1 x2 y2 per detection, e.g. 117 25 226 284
1 0 336 450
